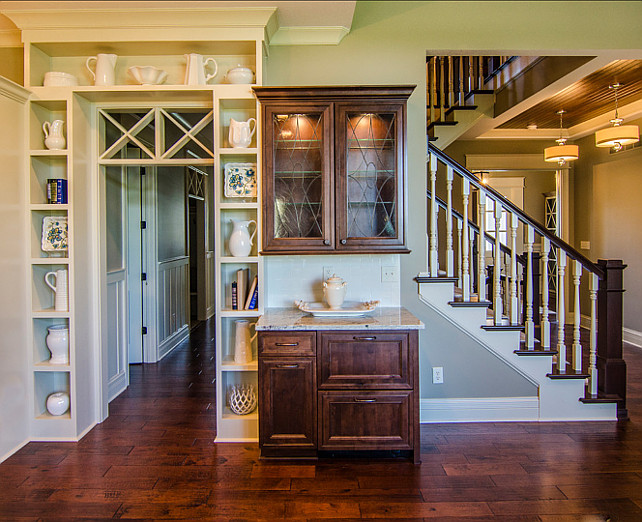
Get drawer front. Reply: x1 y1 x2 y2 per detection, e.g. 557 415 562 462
258 331 316 356
319 332 410 389
318 391 412 450
259 357 316 449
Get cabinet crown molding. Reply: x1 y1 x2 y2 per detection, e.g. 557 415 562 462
0 76 29 102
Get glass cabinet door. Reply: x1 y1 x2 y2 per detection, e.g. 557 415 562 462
263 105 333 251
336 104 406 250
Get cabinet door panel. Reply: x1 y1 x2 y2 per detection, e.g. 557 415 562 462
319 332 411 389
259 358 316 451
319 391 412 450
335 103 406 250
262 104 334 252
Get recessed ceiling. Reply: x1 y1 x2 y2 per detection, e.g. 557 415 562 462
499 60 642 130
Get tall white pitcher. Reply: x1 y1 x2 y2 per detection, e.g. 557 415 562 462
45 269 68 312
234 320 257 364
229 118 257 148
86 53 117 86
228 219 256 257
184 53 218 85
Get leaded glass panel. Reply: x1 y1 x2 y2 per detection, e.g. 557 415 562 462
345 112 397 239
273 113 324 238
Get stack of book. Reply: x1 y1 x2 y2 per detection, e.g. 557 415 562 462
231 269 258 310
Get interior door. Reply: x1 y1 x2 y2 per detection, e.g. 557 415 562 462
126 167 144 364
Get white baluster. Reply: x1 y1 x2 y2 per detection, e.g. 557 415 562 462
477 191 486 302
572 260 582 372
557 250 567 372
462 179 470 301
469 226 475 300
541 237 551 350
429 154 438 277
446 166 454 277
493 200 503 324
509 213 519 324
457 218 463 288
525 225 535 347
589 272 598 397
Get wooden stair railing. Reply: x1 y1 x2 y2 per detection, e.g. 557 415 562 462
426 144 627 417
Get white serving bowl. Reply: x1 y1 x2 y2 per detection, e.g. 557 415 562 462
43 71 78 87
225 66 254 84
128 66 168 85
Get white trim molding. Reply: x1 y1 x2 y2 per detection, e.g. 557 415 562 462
0 76 29 103
269 26 350 46
420 397 539 423
623 327 642 348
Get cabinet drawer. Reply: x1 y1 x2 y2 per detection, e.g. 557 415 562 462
319 332 410 389
318 391 412 450
258 332 316 356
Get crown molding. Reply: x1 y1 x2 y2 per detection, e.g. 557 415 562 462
0 76 29 102
0 28 20 46
269 25 350 46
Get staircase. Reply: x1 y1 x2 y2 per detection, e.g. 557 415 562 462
417 145 628 421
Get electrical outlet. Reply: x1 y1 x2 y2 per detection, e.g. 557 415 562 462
432 366 444 384
381 266 399 282
323 266 334 280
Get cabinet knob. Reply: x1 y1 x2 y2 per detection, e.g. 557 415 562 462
354 398 376 403
275 342 299 347
353 336 376 341
340 239 347 245
323 239 330 246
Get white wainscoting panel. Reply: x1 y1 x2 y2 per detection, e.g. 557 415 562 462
106 269 128 401
206 250 215 319
420 397 540 423
157 256 189 359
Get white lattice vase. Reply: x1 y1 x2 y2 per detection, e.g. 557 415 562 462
229 384 257 415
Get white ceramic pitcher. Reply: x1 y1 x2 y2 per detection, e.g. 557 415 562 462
86 53 117 86
184 53 218 85
45 269 68 312
234 320 257 364
229 219 257 257
229 118 257 148
43 120 66 150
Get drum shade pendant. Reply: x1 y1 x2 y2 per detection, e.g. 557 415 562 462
544 110 578 166
595 83 639 151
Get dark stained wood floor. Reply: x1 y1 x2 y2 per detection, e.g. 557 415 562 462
2 319 642 520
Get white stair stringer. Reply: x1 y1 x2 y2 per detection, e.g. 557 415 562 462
432 93 494 148
417 279 617 421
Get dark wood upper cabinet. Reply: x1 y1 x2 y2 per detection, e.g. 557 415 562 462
254 86 415 254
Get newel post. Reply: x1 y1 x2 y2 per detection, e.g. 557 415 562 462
597 259 628 420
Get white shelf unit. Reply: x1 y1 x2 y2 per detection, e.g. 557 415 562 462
27 95 76 439
214 92 263 441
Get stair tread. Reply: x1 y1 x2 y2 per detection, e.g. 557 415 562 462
415 275 458 283
514 348 558 356
449 300 492 308
547 368 590 379
427 120 459 131
481 324 525 332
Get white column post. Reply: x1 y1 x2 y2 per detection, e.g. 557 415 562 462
509 213 519 324
557 250 567 372
429 154 438 277
477 191 487 302
446 166 454 277
493 200 503 325
541 237 551 350
589 272 599 396
462 178 470 301
572 260 582 372
525 225 535 348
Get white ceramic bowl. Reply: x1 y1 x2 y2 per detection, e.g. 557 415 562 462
43 72 78 87
226 66 254 84
128 66 168 86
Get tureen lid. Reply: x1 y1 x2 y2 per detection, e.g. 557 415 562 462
326 274 345 284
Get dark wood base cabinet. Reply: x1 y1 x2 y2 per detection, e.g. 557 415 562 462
258 330 420 463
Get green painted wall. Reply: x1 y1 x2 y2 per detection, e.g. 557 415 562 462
264 1 642 399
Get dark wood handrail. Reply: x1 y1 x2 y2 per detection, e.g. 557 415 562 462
427 189 523 265
428 143 604 279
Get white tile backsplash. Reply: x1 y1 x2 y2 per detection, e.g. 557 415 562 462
264 254 400 307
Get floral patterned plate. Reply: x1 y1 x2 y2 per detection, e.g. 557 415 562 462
224 163 257 198
41 216 68 252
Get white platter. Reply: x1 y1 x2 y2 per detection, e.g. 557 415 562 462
41 216 68 252
295 300 379 317
224 162 257 198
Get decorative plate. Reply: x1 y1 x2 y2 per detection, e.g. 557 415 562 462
42 216 68 252
224 163 257 198
295 300 379 317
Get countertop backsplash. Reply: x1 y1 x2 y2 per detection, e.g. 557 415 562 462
264 254 401 308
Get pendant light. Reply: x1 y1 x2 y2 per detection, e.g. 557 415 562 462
544 110 579 166
595 83 640 151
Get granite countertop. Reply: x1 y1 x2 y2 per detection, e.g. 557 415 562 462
255 306 424 331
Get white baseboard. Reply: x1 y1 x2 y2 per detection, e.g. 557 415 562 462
0 438 30 464
623 327 642 348
158 324 189 360
420 396 539 423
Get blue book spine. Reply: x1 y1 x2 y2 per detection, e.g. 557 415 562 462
248 282 259 310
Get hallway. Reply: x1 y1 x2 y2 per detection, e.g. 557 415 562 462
2 320 642 519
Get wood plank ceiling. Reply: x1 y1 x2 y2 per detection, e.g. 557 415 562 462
499 60 642 129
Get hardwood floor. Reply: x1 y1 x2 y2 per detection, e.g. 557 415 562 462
2 319 642 520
